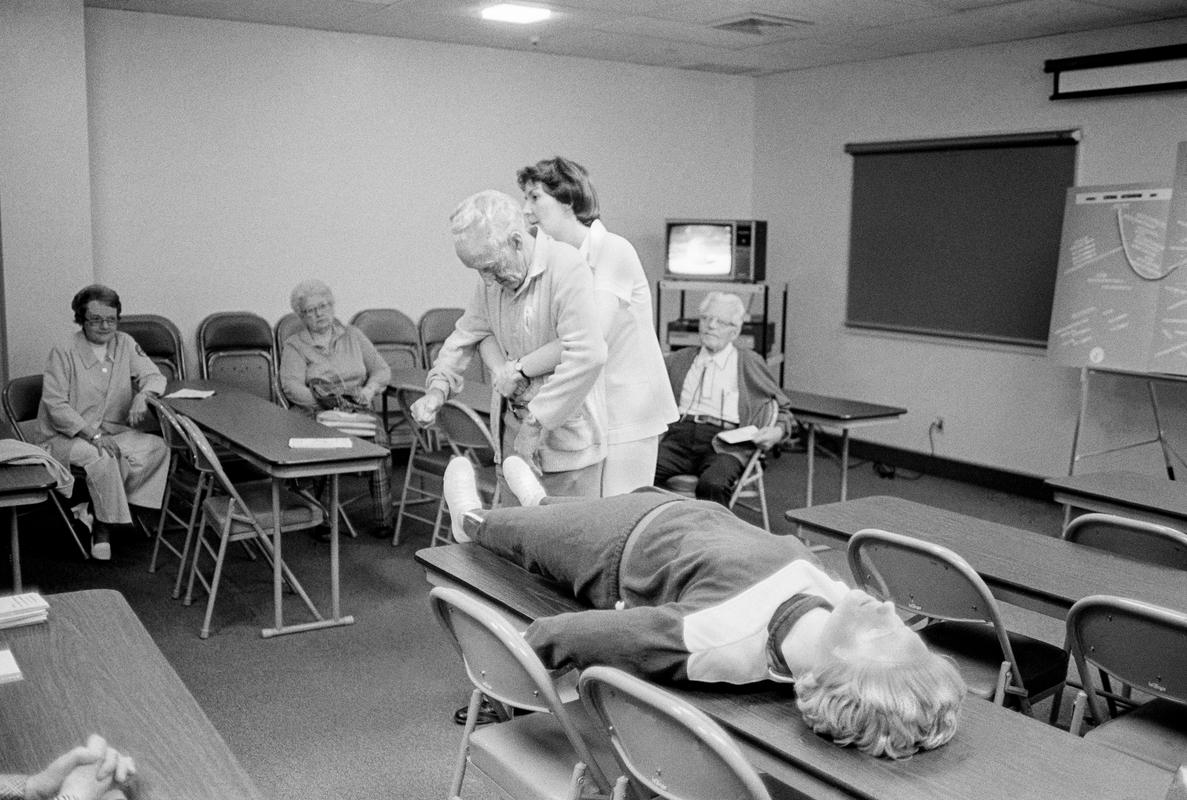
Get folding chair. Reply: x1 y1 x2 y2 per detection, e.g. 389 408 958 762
391 384 452 546
419 307 487 384
272 312 306 376
848 528 1067 715
578 664 777 800
1 374 89 559
666 399 778 531
146 395 214 598
1063 512 1187 569
1067 594 1187 770
176 414 325 639
120 313 186 381
351 308 421 447
428 586 616 800
434 398 501 547
197 311 279 403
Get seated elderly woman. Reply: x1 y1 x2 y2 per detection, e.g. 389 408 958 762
278 279 393 532
33 284 169 561
444 455 967 759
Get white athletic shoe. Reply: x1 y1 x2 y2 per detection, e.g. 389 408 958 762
443 457 482 543
502 455 545 507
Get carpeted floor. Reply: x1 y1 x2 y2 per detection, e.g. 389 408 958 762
9 443 1070 799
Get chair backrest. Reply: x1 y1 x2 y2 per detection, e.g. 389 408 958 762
1063 512 1187 569
391 384 438 453
847 528 1022 674
2 374 43 442
436 398 497 462
145 395 207 475
428 586 612 792
418 307 464 367
578 665 771 800
1067 594 1187 726
120 313 186 381
197 311 278 402
173 414 251 507
273 312 306 363
351 308 421 373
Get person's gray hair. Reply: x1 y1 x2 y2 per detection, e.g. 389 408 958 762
449 190 527 252
290 279 334 314
699 292 746 326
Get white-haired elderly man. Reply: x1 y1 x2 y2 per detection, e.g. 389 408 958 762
654 291 792 505
411 189 607 499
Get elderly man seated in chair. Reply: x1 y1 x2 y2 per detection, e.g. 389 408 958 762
445 455 967 760
654 291 792 505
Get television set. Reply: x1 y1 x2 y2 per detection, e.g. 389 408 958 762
664 219 766 283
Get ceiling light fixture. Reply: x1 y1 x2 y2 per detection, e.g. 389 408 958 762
482 4 551 24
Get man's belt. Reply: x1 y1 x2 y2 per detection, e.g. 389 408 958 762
678 413 738 430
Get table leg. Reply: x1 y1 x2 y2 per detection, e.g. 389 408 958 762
272 479 283 632
10 508 21 592
805 425 817 507
839 429 851 502
330 475 341 621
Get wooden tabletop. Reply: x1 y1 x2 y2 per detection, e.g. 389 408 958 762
786 495 1187 618
783 391 906 423
415 544 1173 800
163 380 388 474
0 590 265 800
1046 470 1187 520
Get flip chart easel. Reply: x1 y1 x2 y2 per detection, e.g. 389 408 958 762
1049 142 1187 478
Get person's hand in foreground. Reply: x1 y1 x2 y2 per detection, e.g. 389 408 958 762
24 734 136 800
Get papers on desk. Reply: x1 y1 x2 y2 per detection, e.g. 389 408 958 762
0 592 49 630
0 647 22 684
715 425 758 444
288 437 353 449
164 388 215 399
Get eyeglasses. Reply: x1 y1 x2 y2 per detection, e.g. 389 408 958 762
300 301 333 317
700 316 739 330
84 315 119 327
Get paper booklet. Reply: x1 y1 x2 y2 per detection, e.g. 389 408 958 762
0 647 22 684
715 425 759 445
288 437 353 449
0 592 49 630
163 388 215 399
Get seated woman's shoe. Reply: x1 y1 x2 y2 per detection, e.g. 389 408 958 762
90 522 112 561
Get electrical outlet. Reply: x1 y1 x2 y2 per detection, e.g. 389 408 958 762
932 416 944 433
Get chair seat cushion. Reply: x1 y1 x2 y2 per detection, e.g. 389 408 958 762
921 620 1067 700
1086 698 1187 771
468 699 617 800
202 481 324 535
411 448 453 472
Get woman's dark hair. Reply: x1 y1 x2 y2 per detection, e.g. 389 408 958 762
516 156 601 225
71 284 122 325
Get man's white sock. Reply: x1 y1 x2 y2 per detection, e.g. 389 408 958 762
502 455 545 507
443 457 481 543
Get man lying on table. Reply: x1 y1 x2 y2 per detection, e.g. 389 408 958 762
443 456 966 759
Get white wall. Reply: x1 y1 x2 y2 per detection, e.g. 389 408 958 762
755 20 1187 477
0 0 95 379
83 9 756 369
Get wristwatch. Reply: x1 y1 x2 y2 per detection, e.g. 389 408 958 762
512 360 527 379
90 432 102 442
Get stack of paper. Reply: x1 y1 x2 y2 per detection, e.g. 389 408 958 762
0 592 49 630
288 437 353 449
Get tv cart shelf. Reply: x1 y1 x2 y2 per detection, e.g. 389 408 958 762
655 280 788 384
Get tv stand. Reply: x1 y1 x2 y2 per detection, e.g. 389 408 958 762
655 280 788 383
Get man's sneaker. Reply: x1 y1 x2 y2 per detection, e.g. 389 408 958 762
91 523 112 561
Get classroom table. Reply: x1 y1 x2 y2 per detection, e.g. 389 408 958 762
414 543 1175 800
0 589 265 799
1046 470 1187 530
785 495 1187 619
0 464 56 591
163 381 389 637
783 391 907 507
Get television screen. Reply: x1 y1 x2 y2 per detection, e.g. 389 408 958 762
666 223 733 278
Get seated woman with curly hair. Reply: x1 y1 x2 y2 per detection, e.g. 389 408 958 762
443 455 967 759
279 279 393 533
